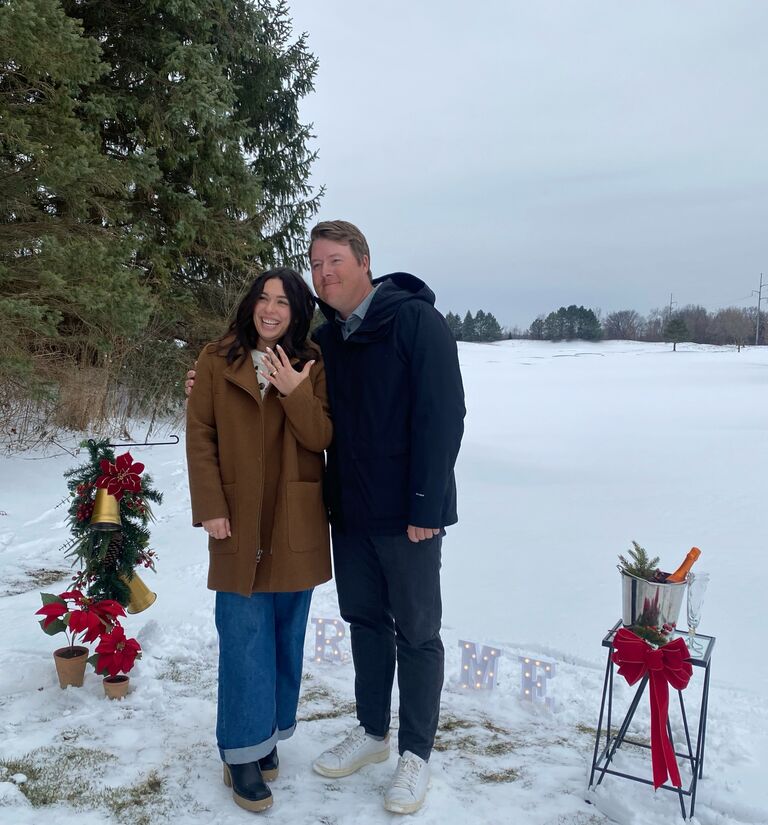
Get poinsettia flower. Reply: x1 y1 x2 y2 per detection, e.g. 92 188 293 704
96 452 144 501
35 600 67 628
92 600 126 622
94 626 141 677
58 589 85 605
67 605 107 643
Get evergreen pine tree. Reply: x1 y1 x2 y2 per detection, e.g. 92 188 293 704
542 310 562 340
461 310 477 342
1 0 322 432
483 311 503 341
62 0 321 343
529 317 545 340
664 316 689 351
444 311 463 340
0 0 153 400
576 306 603 341
473 309 487 340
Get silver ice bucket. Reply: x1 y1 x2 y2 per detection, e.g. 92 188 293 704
620 570 687 631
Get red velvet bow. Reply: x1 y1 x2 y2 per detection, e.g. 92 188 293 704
611 628 693 788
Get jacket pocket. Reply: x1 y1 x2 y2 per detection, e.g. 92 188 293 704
287 481 328 553
208 483 238 555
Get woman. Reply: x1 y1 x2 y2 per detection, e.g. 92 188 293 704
186 268 332 813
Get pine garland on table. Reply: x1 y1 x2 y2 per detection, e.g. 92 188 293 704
60 440 161 605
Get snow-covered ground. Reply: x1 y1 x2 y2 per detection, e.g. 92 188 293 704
1 339 766 825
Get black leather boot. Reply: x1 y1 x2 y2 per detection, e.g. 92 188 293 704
258 747 279 781
223 761 273 812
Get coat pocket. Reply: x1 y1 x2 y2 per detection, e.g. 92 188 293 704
287 481 328 553
208 483 238 555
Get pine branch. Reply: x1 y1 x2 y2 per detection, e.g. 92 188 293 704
617 540 660 580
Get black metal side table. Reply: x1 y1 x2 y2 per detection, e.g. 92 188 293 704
587 620 715 820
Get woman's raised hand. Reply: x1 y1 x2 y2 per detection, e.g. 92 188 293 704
262 345 314 396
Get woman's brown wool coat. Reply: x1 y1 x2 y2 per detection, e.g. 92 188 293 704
186 342 332 596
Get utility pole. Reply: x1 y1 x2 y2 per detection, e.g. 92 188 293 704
666 293 677 321
754 274 764 345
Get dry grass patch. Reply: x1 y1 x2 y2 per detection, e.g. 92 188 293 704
1 567 69 597
298 701 356 722
477 767 521 783
0 745 167 824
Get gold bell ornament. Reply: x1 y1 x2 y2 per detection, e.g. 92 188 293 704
121 571 157 614
89 488 121 530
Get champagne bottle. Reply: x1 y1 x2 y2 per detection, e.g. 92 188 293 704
665 546 701 583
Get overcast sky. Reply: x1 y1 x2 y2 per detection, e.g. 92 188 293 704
287 1 767 329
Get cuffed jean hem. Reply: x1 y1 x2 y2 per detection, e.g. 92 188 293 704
219 722 297 764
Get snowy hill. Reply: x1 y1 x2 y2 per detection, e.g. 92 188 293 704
1 340 766 825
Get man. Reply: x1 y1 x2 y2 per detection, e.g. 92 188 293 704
307 221 464 814
187 221 465 814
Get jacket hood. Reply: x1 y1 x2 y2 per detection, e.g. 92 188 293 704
316 272 435 342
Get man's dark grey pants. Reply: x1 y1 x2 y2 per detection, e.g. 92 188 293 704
332 529 444 762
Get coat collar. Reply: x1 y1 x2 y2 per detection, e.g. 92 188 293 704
222 347 304 405
223 352 263 405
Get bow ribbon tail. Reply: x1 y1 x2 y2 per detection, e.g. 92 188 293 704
648 668 682 788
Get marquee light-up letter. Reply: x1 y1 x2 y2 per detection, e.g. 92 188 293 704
310 617 346 663
518 655 556 709
458 640 503 690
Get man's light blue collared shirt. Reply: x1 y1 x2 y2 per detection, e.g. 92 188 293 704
336 285 380 341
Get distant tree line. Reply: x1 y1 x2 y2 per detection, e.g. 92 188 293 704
529 305 602 342
527 304 766 346
444 310 506 342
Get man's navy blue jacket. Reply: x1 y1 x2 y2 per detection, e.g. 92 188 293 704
312 272 466 536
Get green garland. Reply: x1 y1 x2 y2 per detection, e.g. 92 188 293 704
60 440 162 605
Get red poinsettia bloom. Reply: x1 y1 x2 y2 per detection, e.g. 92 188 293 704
35 599 67 629
93 599 126 623
59 589 86 605
69 597 126 643
94 626 141 677
39 591 127 643
96 452 144 501
67 606 105 643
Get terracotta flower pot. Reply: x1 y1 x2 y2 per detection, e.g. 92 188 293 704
53 645 89 689
103 675 130 700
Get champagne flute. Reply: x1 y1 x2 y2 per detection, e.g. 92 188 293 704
686 572 710 651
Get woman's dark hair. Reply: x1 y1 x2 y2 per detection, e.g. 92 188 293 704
218 268 316 365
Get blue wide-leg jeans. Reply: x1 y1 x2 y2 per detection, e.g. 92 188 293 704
215 589 313 764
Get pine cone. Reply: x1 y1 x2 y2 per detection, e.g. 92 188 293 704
103 533 123 569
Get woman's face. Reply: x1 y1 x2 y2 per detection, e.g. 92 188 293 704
253 277 292 349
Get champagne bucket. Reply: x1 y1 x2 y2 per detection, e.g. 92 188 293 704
620 570 687 630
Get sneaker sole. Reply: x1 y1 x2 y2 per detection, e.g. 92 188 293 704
222 764 274 812
312 747 390 778
384 776 431 814
383 797 425 815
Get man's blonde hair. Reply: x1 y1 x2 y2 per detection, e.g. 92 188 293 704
309 220 372 279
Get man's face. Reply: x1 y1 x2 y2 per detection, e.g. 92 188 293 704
310 238 371 318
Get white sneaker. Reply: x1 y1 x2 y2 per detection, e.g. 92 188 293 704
384 751 430 814
312 725 390 778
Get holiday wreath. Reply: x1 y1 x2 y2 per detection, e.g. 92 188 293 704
60 440 162 605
